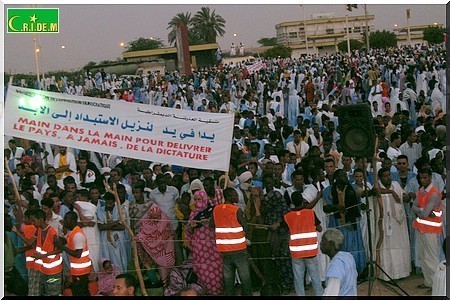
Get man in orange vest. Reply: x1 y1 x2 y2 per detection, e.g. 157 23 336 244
13 209 41 296
54 211 92 296
284 191 323 296
412 167 443 290
210 187 253 296
30 209 63 296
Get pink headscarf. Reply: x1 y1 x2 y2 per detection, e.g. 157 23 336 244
97 258 120 295
189 190 210 221
136 203 175 268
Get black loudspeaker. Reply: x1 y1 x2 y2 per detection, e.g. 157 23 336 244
337 104 376 158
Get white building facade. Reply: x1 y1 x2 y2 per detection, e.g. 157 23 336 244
275 12 375 57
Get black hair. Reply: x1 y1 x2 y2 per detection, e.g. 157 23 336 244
291 191 303 208
115 273 137 291
30 209 46 220
223 187 237 201
40 198 54 209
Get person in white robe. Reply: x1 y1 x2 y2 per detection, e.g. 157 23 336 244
431 237 446 296
377 168 411 281
430 83 445 115
416 70 428 95
302 170 329 282
287 90 300 127
74 191 101 273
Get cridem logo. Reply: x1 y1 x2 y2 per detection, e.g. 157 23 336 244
7 8 59 33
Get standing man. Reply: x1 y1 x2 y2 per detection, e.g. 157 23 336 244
412 167 443 290
8 139 25 168
54 146 77 182
149 174 179 231
54 211 92 296
30 209 63 296
210 187 253 296
399 129 422 171
284 191 323 296
377 167 411 281
321 228 358 296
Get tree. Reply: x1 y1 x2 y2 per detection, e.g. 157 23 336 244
83 61 97 70
191 7 226 44
369 30 397 49
125 37 164 52
167 12 192 46
423 26 445 45
257 37 278 46
262 45 292 59
338 39 363 52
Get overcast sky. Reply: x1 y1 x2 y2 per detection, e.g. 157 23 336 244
3 2 446 74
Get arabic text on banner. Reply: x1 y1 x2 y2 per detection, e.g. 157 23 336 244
4 86 234 172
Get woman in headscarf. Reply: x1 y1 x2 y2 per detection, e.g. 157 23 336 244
136 202 176 288
97 258 120 296
185 190 223 295
261 174 294 294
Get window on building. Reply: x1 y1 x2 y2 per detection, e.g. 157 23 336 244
353 27 361 33
326 28 334 34
289 32 298 39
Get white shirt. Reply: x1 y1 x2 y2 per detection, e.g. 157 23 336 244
386 146 402 163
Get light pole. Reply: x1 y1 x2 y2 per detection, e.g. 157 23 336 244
364 4 370 52
345 5 351 56
406 9 411 45
300 5 309 56
33 34 40 84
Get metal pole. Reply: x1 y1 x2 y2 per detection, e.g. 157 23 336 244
345 5 351 55
364 4 370 51
303 5 309 56
38 34 45 82
33 33 41 85
406 9 411 45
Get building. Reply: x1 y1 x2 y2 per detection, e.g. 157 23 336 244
122 43 219 72
275 12 375 57
393 23 444 46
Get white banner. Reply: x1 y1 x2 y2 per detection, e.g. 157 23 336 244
4 86 234 171
245 61 266 75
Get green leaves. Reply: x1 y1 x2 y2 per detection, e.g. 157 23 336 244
369 30 397 49
423 26 445 45
167 7 226 46
125 37 165 52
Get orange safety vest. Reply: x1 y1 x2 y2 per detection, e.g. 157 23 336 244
23 224 37 269
413 185 443 234
213 204 247 252
284 209 318 258
66 226 92 276
35 226 63 275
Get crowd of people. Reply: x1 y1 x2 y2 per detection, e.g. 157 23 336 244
4 43 447 296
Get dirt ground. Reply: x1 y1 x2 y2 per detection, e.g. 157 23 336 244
354 273 432 296
250 273 434 296
301 273 432 297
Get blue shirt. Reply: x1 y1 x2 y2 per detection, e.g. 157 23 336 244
326 251 358 296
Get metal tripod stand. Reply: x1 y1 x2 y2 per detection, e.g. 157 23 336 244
361 170 409 296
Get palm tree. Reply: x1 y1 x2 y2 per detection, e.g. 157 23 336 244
191 7 226 44
167 12 192 46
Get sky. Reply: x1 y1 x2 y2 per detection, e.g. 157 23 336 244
2 1 447 74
